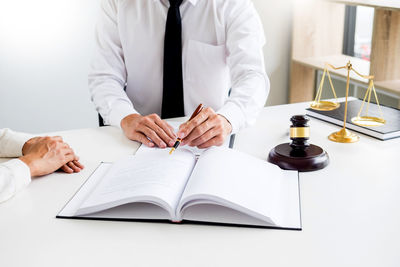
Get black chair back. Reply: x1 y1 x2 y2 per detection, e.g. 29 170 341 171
98 114 105 127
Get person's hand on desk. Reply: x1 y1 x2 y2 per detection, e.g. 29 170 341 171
177 107 232 149
20 136 84 176
121 113 177 148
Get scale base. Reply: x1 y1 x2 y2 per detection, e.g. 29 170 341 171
328 128 359 143
268 143 329 172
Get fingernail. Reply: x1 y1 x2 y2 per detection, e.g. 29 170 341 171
178 132 184 139
169 140 175 146
149 142 154 147
160 141 166 148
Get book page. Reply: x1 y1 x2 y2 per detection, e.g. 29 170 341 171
80 202 171 220
181 204 275 227
58 163 112 217
76 149 196 218
177 147 300 227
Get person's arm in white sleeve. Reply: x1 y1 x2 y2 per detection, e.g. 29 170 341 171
0 129 85 203
216 0 270 134
88 0 138 127
0 128 32 158
0 159 31 203
89 1 176 147
0 128 32 203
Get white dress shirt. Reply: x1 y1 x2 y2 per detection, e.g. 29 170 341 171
89 0 269 133
0 129 32 203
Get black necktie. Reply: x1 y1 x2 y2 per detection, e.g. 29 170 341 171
161 0 185 119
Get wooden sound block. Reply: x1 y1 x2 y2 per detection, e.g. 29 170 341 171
268 143 329 172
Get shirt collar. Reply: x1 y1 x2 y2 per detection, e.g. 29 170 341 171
153 0 199 6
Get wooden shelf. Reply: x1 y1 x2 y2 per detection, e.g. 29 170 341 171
375 80 400 96
330 0 400 10
293 55 400 97
293 54 370 84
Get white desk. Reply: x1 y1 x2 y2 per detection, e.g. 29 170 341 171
1 101 399 267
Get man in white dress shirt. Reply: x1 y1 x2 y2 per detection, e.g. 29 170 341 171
0 129 84 203
89 0 269 149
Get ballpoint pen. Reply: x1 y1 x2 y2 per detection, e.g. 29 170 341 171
169 103 204 155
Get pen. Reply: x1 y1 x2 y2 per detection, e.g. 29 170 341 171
169 103 204 155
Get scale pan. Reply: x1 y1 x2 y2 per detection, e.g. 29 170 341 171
351 116 386 127
310 101 340 111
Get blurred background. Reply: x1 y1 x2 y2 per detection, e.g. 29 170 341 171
1 0 398 133
0 0 100 133
0 0 293 133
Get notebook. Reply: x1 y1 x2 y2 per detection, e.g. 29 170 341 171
57 147 301 230
306 99 400 140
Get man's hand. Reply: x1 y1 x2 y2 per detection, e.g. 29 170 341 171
121 114 176 148
20 136 84 177
177 107 232 149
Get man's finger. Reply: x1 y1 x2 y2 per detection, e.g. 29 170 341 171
178 109 209 139
166 123 176 138
73 160 84 169
60 164 74 173
153 116 176 140
64 151 76 163
189 127 218 147
132 132 155 147
153 123 175 147
67 161 82 173
182 119 214 146
145 120 175 146
140 126 166 148
197 135 224 149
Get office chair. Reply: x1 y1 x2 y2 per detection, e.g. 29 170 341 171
98 114 105 127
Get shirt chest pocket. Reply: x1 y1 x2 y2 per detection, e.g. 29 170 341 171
184 40 231 108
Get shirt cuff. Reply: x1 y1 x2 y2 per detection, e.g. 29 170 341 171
1 130 33 157
2 159 31 191
217 102 246 134
108 101 139 128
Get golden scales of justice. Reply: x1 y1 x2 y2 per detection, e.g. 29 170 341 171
310 61 386 143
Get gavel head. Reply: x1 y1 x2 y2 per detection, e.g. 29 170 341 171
290 115 310 151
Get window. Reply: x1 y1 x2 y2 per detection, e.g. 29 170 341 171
354 6 374 61
343 5 374 61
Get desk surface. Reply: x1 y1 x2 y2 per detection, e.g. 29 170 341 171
1 101 399 267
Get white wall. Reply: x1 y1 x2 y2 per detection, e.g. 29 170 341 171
0 0 293 133
253 0 293 106
0 0 100 133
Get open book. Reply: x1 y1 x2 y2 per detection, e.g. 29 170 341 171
57 147 301 230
